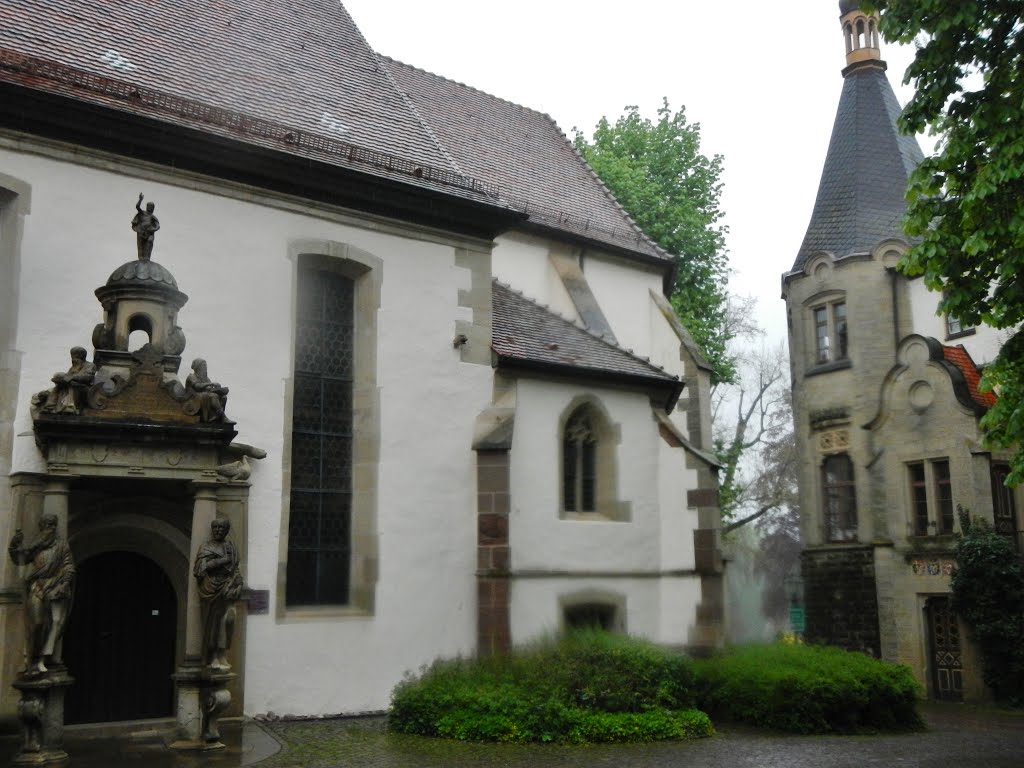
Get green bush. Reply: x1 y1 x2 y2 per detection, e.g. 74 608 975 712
951 510 1024 705
389 630 709 744
692 643 924 733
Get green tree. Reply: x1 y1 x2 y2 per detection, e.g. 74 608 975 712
573 100 732 383
951 510 1024 704
870 1 1024 481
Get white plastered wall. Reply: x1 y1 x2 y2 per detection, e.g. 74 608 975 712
510 575 701 646
1 144 495 716
907 277 1007 365
507 378 701 646
491 231 578 322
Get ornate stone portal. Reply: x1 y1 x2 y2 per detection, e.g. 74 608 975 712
11 196 260 758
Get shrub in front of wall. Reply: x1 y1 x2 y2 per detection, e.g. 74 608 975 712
951 511 1024 705
692 643 923 734
389 630 710 744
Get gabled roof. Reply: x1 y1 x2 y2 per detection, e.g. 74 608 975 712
793 63 924 271
491 281 682 409
0 1 669 265
382 57 669 263
0 0 453 172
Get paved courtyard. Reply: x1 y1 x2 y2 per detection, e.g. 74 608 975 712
1 702 1021 767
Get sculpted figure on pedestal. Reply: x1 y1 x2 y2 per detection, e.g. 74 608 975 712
36 346 96 415
186 358 230 423
132 193 160 261
8 513 76 678
193 518 244 672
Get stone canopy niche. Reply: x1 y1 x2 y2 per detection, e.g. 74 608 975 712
11 195 259 758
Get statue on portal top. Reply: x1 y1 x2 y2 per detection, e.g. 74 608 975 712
132 193 160 261
35 346 97 415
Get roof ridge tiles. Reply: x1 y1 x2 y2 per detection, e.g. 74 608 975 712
372 53 464 176
379 55 551 119
492 279 678 381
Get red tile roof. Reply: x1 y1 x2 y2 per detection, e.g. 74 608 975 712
943 345 996 408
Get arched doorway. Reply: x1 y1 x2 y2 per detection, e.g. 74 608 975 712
64 551 178 723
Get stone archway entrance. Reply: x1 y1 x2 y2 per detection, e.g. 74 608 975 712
64 551 177 723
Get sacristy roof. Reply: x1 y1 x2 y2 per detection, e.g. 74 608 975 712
491 281 682 407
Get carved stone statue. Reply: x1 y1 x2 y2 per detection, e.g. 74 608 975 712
186 359 230 423
193 518 243 672
36 346 96 415
8 513 75 677
132 193 160 261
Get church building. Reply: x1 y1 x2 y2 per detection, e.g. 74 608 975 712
784 2 1020 702
0 0 723 735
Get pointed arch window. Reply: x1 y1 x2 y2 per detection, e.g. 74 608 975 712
823 453 857 542
563 406 597 513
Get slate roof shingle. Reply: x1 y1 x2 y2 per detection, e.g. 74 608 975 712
491 281 682 405
793 64 924 271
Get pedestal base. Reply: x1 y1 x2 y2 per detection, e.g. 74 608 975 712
11 673 73 766
169 667 235 751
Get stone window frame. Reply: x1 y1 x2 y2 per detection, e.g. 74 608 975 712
278 241 381 619
907 458 956 537
821 452 857 543
803 288 851 375
811 299 848 365
557 396 629 522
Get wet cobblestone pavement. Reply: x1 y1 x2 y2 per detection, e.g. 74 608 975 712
256 703 1024 768
2 702 1021 767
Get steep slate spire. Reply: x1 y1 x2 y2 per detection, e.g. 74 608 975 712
792 2 924 271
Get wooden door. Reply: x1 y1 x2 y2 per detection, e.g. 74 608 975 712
64 552 177 723
927 597 963 702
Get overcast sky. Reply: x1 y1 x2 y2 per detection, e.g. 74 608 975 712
342 0 924 342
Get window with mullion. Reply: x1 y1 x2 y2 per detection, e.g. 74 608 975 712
909 463 929 536
287 267 354 606
933 460 954 533
563 407 597 514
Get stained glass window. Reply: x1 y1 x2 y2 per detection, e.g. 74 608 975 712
286 267 354 606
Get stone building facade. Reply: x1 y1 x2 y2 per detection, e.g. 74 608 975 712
0 0 723 735
784 2 1020 702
